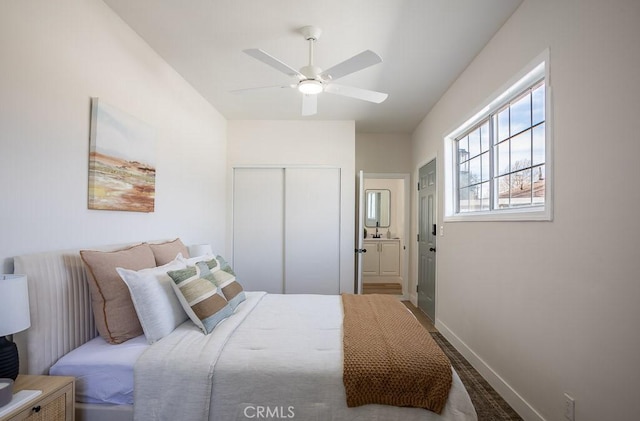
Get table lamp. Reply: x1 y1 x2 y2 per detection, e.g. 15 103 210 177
188 244 213 258
0 274 31 380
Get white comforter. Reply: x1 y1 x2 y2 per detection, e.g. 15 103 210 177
134 292 476 421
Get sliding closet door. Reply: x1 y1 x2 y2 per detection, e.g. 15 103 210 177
284 168 340 294
233 168 284 293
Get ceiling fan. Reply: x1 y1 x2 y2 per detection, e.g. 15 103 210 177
232 26 388 116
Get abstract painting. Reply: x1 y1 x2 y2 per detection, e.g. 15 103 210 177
88 98 156 212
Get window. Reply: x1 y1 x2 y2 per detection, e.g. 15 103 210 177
445 52 551 221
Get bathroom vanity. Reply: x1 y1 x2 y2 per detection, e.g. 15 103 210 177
362 238 400 277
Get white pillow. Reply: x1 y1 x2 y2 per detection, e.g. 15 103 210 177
116 256 188 344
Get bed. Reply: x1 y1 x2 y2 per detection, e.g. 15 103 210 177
13 242 477 421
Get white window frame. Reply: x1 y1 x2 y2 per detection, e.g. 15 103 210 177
444 49 553 222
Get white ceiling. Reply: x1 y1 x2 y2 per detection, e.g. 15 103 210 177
103 0 523 133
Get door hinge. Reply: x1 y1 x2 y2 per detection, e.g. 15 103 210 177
417 182 420 191
417 234 419 242
416 285 419 292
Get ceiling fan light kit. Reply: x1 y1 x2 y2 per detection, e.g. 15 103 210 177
298 79 323 95
234 25 388 116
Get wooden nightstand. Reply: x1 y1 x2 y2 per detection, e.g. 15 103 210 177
0 375 74 421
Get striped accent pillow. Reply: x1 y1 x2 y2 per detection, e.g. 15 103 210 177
214 256 246 309
215 255 236 275
167 261 233 334
197 257 246 310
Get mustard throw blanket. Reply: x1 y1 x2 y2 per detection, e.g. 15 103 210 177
342 294 452 414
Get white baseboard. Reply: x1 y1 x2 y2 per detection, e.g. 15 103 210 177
435 321 547 421
409 292 417 306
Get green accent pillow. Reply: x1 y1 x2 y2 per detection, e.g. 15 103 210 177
182 256 246 310
167 261 233 334
213 256 246 310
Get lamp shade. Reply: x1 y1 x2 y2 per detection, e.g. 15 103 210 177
0 275 31 337
188 244 213 258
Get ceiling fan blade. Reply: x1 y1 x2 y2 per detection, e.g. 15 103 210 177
229 84 295 94
301 94 317 116
320 50 382 81
243 49 303 78
324 83 388 103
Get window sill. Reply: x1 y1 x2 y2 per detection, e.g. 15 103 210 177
444 207 552 222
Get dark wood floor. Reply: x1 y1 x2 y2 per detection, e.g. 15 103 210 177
402 300 523 419
402 300 437 332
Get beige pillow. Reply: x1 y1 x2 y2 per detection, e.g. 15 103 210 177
80 243 156 344
148 238 190 265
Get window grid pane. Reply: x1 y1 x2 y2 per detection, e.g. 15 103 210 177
532 123 545 166
532 82 545 125
458 135 469 163
510 91 532 136
532 165 546 205
496 140 510 176
480 182 490 211
468 156 481 186
454 78 545 214
497 107 510 142
496 174 510 208
459 187 470 213
510 129 531 173
481 152 490 182
468 128 481 158
510 169 532 207
480 122 490 152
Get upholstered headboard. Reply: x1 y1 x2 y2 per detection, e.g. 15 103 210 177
13 243 147 375
13 248 97 375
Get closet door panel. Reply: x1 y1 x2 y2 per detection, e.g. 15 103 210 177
233 168 284 293
284 168 340 294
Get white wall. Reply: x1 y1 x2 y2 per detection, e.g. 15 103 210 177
227 120 356 293
356 133 412 173
0 0 228 272
410 1 640 420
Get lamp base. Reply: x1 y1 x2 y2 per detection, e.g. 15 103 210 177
0 337 19 380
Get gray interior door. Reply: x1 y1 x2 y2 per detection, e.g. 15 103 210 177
418 159 436 321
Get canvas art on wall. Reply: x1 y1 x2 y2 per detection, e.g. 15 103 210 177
88 98 156 212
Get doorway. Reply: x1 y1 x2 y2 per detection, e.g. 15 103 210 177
359 173 410 299
418 159 436 321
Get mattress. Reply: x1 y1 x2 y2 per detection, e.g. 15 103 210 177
49 334 148 405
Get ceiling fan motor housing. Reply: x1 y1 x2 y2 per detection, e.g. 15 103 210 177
300 25 322 41
300 65 322 79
